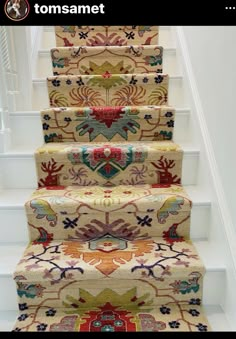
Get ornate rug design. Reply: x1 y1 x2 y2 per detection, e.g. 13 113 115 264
41 106 175 143
51 45 163 75
35 141 183 187
12 25 210 332
47 73 169 107
55 26 159 47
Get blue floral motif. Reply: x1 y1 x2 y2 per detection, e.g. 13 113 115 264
52 79 60 87
37 323 48 332
18 314 28 321
46 308 57 317
160 306 171 315
196 323 208 332
169 321 180 329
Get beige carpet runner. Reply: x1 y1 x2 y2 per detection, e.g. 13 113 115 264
13 25 210 332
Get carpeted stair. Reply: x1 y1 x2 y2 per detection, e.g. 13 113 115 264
12 25 210 332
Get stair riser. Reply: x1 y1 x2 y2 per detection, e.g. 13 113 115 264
35 145 183 188
40 27 175 51
27 211 191 242
0 204 209 243
51 46 163 76
25 184 191 241
55 26 159 47
40 106 175 143
14 277 204 309
36 49 179 78
0 270 223 311
32 77 186 111
47 74 169 108
10 111 190 149
0 152 197 189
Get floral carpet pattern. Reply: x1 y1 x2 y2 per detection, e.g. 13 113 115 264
12 25 210 331
55 26 159 47
47 73 169 108
35 141 183 187
26 184 191 242
41 106 175 143
51 45 163 76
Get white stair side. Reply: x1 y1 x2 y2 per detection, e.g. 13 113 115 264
40 26 176 51
31 76 188 111
0 240 225 312
0 146 199 189
9 108 191 150
0 185 210 243
0 305 231 331
35 47 180 78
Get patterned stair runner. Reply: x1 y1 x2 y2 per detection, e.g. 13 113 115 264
12 25 210 332
55 26 159 47
47 73 169 107
35 141 183 187
51 45 163 76
41 106 175 143
25 184 191 242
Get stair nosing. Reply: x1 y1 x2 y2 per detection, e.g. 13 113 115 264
32 75 183 84
0 240 226 278
10 108 191 117
38 47 177 57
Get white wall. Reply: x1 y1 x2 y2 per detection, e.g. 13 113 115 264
30 26 38 46
183 26 236 231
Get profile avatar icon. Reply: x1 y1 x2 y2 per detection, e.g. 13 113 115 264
5 0 30 21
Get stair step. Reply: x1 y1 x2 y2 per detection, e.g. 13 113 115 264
51 45 163 76
25 184 191 241
9 108 190 149
12 304 210 332
31 76 186 110
40 26 176 50
35 47 179 78
34 141 183 187
47 73 169 108
14 238 204 310
0 240 225 311
40 106 175 143
0 144 198 189
0 185 210 243
55 26 159 48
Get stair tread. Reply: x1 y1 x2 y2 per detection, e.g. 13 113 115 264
0 185 209 208
14 238 204 283
25 184 191 242
36 140 182 152
12 304 210 332
0 239 224 277
1 141 198 157
26 183 191 210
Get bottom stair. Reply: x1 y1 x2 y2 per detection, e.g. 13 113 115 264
12 238 210 331
13 304 210 332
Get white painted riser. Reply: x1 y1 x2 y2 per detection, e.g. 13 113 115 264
35 48 180 78
9 109 191 150
0 187 210 243
31 76 187 111
0 148 199 189
0 240 225 311
40 27 176 51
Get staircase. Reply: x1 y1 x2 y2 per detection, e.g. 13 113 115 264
0 26 231 331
